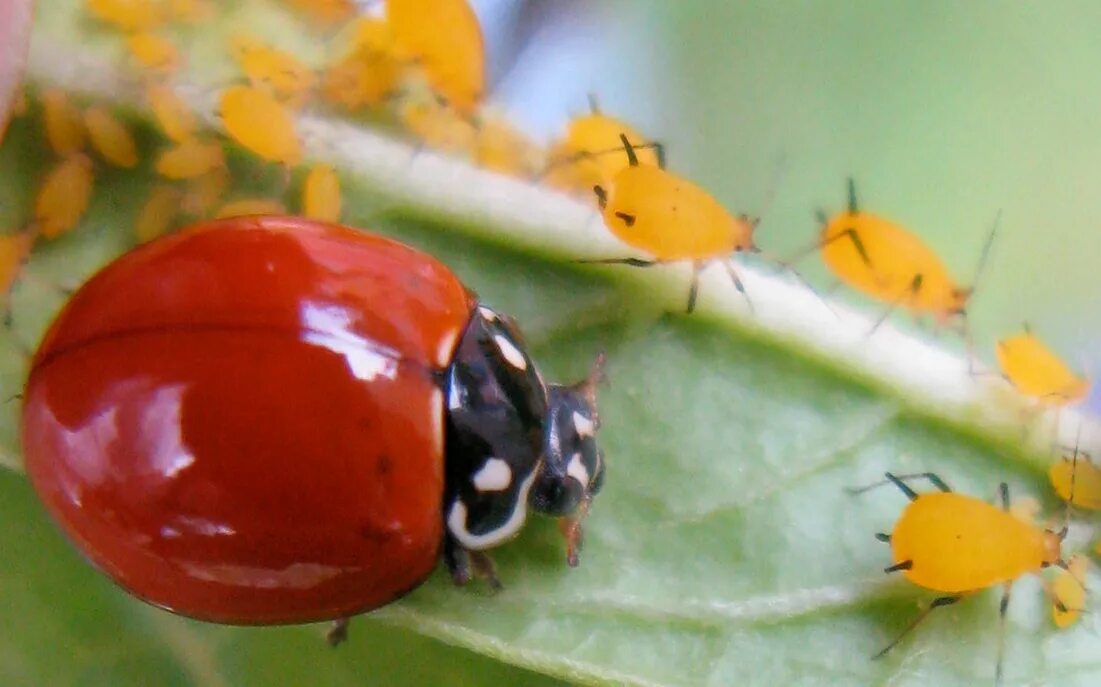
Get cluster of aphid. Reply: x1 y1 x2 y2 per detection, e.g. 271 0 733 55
6 0 1101 684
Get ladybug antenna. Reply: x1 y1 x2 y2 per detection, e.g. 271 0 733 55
575 350 608 410
618 133 639 167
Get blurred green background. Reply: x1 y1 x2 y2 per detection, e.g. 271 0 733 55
493 0 1101 407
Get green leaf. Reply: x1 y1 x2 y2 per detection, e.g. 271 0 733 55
3 2 1098 686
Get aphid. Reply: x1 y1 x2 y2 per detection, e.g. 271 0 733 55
83 106 140 168
1051 553 1088 629
181 168 230 216
0 231 36 322
398 98 477 155
474 116 541 179
996 327 1089 406
155 138 225 179
218 85 302 167
387 0 485 115
85 0 166 32
35 154 95 239
321 18 402 112
1050 448 1101 510
585 134 756 313
229 34 316 106
126 32 180 74
543 96 660 198
41 89 86 157
146 84 197 143
134 184 182 242
850 472 1068 684
23 216 604 643
214 198 287 218
808 179 996 333
302 164 341 222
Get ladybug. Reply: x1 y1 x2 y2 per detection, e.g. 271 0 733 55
21 216 605 642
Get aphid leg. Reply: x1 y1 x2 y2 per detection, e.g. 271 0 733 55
592 185 607 208
875 532 891 543
537 141 667 181
686 261 703 314
995 582 1012 686
884 560 912 574
847 177 859 213
721 259 754 314
326 617 351 647
867 273 922 336
846 471 952 497
998 482 1010 510
872 595 961 659
577 257 657 268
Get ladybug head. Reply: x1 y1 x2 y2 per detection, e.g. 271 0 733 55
530 352 607 566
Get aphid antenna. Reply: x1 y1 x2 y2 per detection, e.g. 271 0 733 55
966 209 1001 298
534 139 667 181
586 92 601 114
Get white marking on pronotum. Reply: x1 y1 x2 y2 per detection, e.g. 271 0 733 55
447 469 538 550
572 411 595 438
477 305 498 322
567 451 590 486
472 457 511 492
494 334 527 370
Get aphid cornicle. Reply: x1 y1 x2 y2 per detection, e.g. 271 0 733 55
808 179 997 335
584 134 758 314
851 472 1069 684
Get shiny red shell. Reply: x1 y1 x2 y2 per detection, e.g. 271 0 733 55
22 216 476 624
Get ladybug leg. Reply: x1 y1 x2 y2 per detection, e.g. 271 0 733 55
469 551 503 592
326 617 351 647
443 534 473 586
443 535 502 591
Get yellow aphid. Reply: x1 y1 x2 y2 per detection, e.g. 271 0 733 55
279 0 355 27
399 99 476 154
387 0 485 114
347 16 398 55
135 184 182 242
126 32 180 74
85 0 166 31
322 52 400 111
155 138 224 179
0 232 35 299
41 89 86 156
229 34 316 104
996 329 1089 405
36 155 95 239
167 0 214 23
182 168 230 216
218 85 301 165
146 84 196 142
1052 553 1088 629
1050 452 1101 510
83 106 140 168
545 106 659 197
852 471 1067 682
475 117 541 178
303 165 341 222
215 198 286 219
587 135 755 313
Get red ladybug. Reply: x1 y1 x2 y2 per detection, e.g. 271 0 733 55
22 216 604 642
